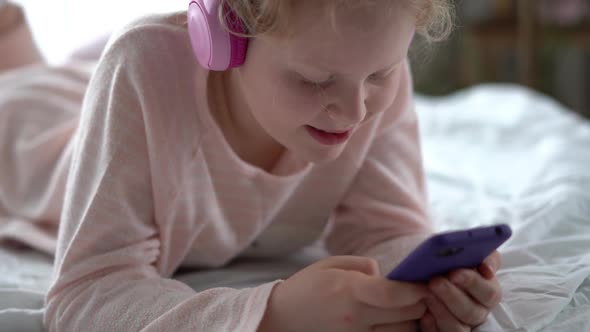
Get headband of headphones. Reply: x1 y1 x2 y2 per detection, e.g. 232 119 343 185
187 0 248 71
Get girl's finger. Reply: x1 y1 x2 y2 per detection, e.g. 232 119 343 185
318 255 381 275
425 295 470 332
449 268 503 309
479 251 502 280
359 301 426 326
354 276 428 308
429 277 489 326
420 311 439 332
371 319 419 332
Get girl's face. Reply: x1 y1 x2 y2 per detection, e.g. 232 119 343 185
232 2 416 163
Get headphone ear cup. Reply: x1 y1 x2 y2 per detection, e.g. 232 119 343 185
225 6 249 68
188 0 248 71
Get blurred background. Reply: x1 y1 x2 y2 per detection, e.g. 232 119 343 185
412 0 590 118
12 0 182 61
10 0 590 117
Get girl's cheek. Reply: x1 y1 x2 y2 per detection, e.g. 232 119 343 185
278 86 324 115
364 93 394 121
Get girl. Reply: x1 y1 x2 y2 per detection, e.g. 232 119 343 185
0 1 503 331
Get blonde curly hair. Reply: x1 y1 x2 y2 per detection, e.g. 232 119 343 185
217 0 454 42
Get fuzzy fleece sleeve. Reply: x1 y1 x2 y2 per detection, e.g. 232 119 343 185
324 60 434 274
43 22 277 332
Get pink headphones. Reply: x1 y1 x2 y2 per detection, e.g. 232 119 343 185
187 0 249 71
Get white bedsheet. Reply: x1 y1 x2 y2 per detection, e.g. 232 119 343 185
1 84 589 331
417 84 590 331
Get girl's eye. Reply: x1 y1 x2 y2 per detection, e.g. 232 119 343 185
300 78 331 90
368 71 391 82
296 72 334 90
301 79 324 89
368 73 384 81
368 66 398 83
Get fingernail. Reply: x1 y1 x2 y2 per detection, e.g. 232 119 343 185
486 261 497 272
483 262 496 278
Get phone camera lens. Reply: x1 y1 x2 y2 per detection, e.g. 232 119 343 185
495 227 503 236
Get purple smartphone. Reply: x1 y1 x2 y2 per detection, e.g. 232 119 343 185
386 224 512 283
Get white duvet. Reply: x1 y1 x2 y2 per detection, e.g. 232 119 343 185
1 84 589 331
417 84 590 331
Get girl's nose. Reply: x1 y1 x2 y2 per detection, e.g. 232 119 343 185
326 86 367 126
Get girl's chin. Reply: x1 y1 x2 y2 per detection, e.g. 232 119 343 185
292 145 346 164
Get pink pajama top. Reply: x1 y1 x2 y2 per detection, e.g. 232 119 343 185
0 12 432 331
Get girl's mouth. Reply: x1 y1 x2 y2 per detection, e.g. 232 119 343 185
305 125 351 145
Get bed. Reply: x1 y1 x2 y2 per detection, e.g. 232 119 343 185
1 83 589 331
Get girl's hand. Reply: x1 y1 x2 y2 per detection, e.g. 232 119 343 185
420 251 503 332
258 255 428 332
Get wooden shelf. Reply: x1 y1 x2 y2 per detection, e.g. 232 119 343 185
462 0 590 89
